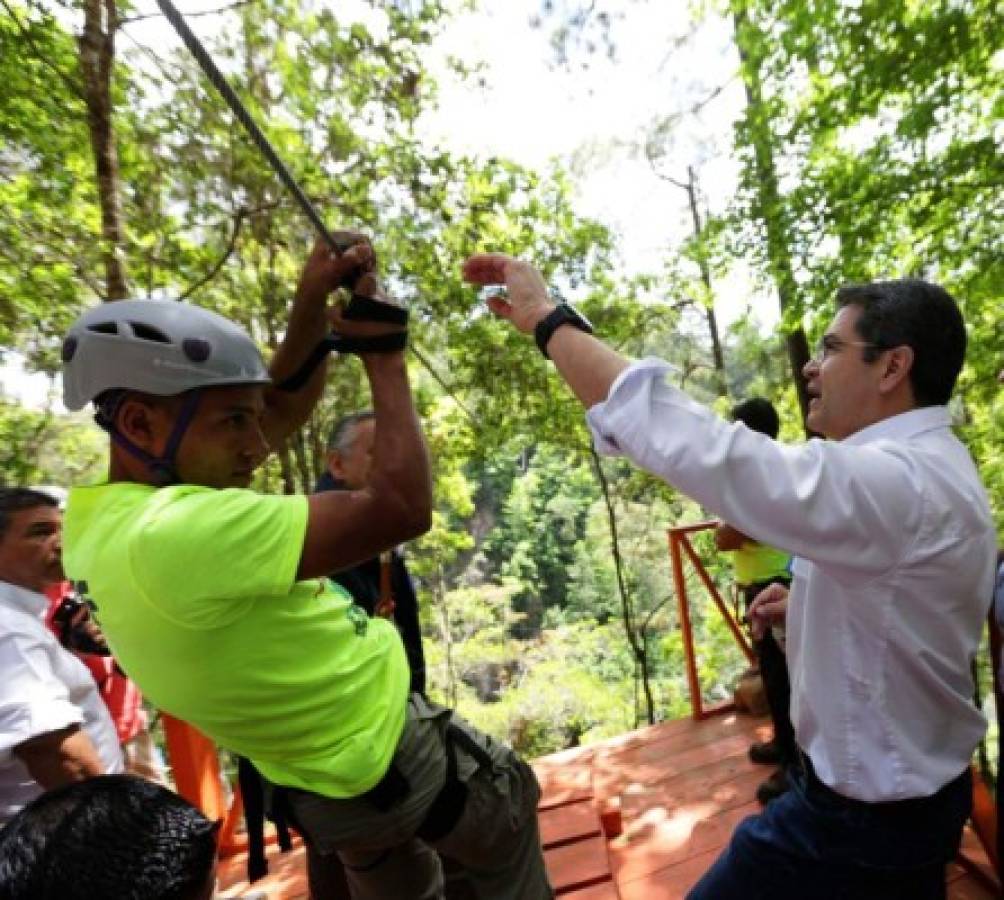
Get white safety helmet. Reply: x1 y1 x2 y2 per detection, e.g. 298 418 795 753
62 298 270 410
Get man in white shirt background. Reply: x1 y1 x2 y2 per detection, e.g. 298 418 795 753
463 254 996 899
0 487 122 826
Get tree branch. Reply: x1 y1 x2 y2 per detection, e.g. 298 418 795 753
177 206 248 300
0 231 108 300
408 342 477 424
2 0 85 100
119 0 256 25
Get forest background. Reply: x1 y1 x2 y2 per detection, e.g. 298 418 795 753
1 0 1001 767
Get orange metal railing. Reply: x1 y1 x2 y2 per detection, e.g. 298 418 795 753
162 715 263 859
666 520 755 721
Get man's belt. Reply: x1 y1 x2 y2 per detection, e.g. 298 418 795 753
793 746 969 814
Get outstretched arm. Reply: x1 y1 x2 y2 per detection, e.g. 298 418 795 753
462 252 923 575
462 253 629 409
289 251 429 579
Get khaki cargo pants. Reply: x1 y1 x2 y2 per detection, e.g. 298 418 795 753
273 694 553 900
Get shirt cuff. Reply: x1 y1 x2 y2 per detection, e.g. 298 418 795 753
586 357 676 455
0 702 84 764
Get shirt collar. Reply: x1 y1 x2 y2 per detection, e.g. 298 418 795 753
843 406 952 447
0 580 50 620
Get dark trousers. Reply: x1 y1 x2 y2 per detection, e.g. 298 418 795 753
687 761 972 899
743 579 796 765
237 756 293 883
998 725 1003 886
271 694 551 900
755 632 796 765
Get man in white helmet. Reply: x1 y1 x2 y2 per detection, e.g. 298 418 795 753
60 237 552 900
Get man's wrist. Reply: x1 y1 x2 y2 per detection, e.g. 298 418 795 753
533 303 594 358
361 349 408 370
526 303 558 333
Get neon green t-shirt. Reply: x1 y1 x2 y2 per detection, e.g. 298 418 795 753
63 481 409 798
732 540 791 587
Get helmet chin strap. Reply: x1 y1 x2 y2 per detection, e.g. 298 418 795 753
95 391 203 487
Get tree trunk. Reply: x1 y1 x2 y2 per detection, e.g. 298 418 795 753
79 0 128 299
277 444 295 495
291 428 313 494
683 165 727 394
307 415 326 488
590 446 655 725
732 2 814 431
436 562 458 708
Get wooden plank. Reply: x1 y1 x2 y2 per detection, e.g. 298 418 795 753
618 846 721 900
560 880 622 899
546 834 615 895
539 800 602 848
535 762 595 809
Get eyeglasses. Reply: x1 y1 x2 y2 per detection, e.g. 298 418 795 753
810 334 888 363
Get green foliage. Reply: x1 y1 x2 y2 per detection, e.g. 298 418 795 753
0 4 99 355
2 0 999 763
0 397 105 486
482 445 599 630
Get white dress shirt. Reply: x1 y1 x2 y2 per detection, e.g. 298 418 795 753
588 359 996 801
0 581 123 825
995 560 1004 685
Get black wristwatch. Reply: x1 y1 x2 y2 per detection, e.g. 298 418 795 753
534 303 594 359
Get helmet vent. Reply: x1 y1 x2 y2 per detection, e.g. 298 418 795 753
182 338 211 362
130 322 170 343
87 322 119 335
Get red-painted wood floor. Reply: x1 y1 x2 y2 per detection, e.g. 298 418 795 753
217 712 999 899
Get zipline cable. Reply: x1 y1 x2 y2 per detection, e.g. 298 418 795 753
155 0 353 255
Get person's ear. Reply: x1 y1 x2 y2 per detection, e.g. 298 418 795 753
878 345 914 396
326 449 345 480
117 397 169 452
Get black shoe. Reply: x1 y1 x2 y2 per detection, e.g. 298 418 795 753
755 769 789 805
748 739 781 766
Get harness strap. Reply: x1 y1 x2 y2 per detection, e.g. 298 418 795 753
414 730 466 843
96 389 203 486
343 292 408 325
273 330 408 393
375 552 396 619
361 758 410 813
269 715 492 858
414 723 495 842
328 331 408 355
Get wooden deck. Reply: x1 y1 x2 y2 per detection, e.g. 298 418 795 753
217 712 999 898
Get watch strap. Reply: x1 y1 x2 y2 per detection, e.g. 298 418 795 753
534 304 592 359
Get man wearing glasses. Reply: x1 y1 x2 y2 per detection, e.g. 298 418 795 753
463 254 996 899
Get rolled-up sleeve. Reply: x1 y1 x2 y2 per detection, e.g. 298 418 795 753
0 636 83 764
